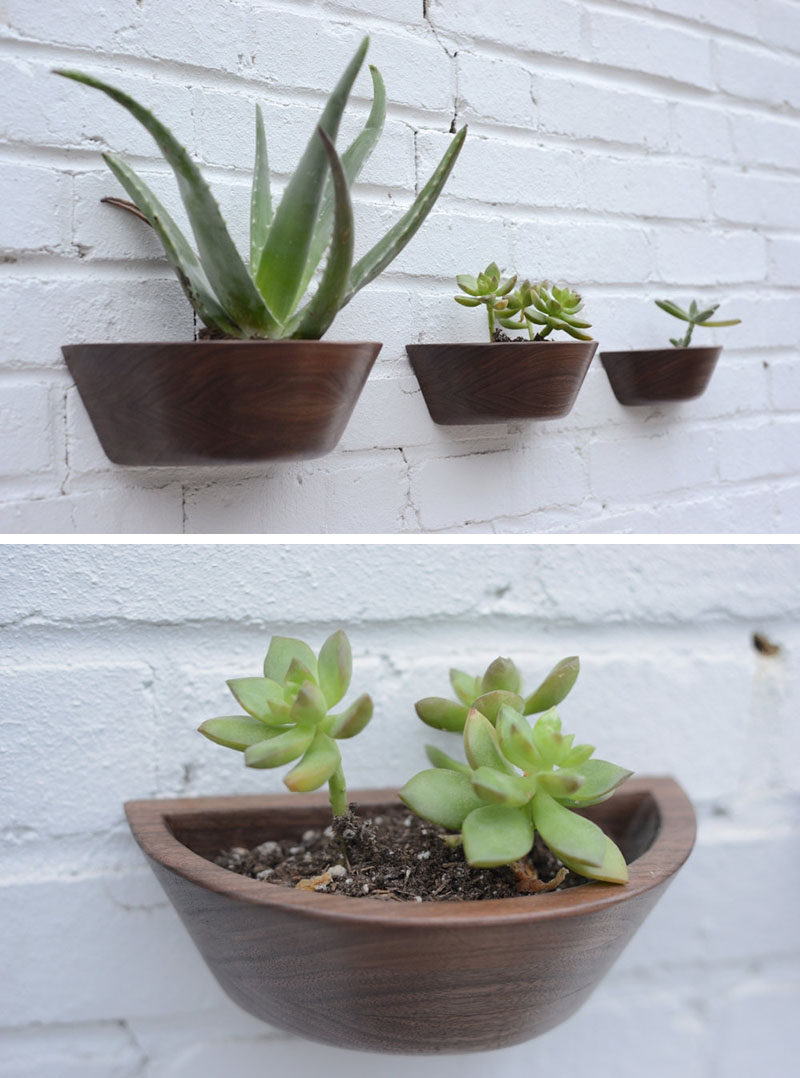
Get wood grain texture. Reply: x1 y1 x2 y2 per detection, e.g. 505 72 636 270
406 341 597 424
62 340 381 465
125 778 695 1053
600 346 721 405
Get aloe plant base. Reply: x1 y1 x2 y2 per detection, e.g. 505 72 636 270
125 778 695 1054
62 340 380 465
600 346 722 405
406 341 597 424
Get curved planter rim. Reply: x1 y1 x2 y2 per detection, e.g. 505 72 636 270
125 776 695 927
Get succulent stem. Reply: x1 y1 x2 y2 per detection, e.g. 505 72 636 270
328 762 348 817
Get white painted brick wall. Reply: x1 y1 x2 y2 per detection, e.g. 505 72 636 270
1 543 798 1074
1 0 799 534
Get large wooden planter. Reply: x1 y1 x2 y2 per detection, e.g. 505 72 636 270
125 777 695 1054
62 340 381 465
406 341 597 424
600 346 721 405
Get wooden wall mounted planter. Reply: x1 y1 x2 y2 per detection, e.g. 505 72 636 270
405 341 597 424
125 777 695 1054
62 340 381 465
600 346 721 406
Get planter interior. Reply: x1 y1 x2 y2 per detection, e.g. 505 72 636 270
406 340 597 424
63 340 381 465
126 778 695 1054
600 346 721 405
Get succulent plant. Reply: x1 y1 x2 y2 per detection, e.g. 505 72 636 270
55 37 466 341
400 701 632 883
454 262 517 339
499 281 593 341
415 654 580 732
655 298 741 348
198 630 372 817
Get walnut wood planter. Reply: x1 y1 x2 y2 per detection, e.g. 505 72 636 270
125 777 694 1054
600 346 721 406
406 341 597 424
62 340 380 465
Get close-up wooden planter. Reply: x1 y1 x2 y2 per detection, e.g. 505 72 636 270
62 340 380 465
600 346 721 406
125 776 695 1054
406 341 597 424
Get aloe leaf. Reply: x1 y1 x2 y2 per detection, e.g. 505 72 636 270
263 637 318 683
531 789 605 868
55 70 277 336
100 196 150 224
284 730 341 792
415 696 469 732
524 656 580 715
256 36 368 322
323 693 373 739
464 709 513 773
198 716 285 751
250 104 272 276
558 760 633 806
245 725 315 768
296 64 386 301
558 834 628 884
342 124 467 307
317 629 352 709
226 676 285 723
287 127 355 340
425 744 471 774
399 768 483 830
655 298 691 323
462 804 534 868
471 766 534 808
101 154 243 338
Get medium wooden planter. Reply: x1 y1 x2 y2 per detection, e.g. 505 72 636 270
62 340 381 465
126 777 694 1054
406 341 597 424
600 346 721 406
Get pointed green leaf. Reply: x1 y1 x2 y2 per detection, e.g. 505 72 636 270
102 154 242 337
415 696 469 732
558 760 633 806
55 70 276 336
464 709 513 773
244 725 314 769
531 789 606 868
496 704 542 771
425 744 470 774
343 125 467 306
472 689 524 724
399 769 484 830
456 274 481 296
558 834 628 884
317 629 352 708
655 299 691 323
700 318 741 327
462 804 534 868
283 730 341 792
226 677 286 723
287 126 354 340
256 37 368 321
481 657 521 695
263 637 318 683
454 294 482 307
198 716 285 751
538 769 584 799
564 743 595 768
524 656 580 715
290 681 328 726
250 104 272 276
471 766 534 807
531 709 566 768
449 668 481 706
323 693 373 739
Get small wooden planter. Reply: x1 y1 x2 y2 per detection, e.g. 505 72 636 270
600 346 721 406
62 340 380 465
126 778 695 1054
406 341 597 424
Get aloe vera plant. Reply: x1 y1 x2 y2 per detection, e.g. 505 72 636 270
55 38 465 340
655 298 741 348
198 630 372 817
403 653 630 882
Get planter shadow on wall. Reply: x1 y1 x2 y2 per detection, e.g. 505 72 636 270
406 341 597 424
62 340 380 465
599 346 721 406
125 777 695 1054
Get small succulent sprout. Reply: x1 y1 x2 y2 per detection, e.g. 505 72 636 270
54 38 465 341
198 630 372 817
400 702 632 883
655 298 741 349
455 262 518 340
499 281 593 341
415 654 579 734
